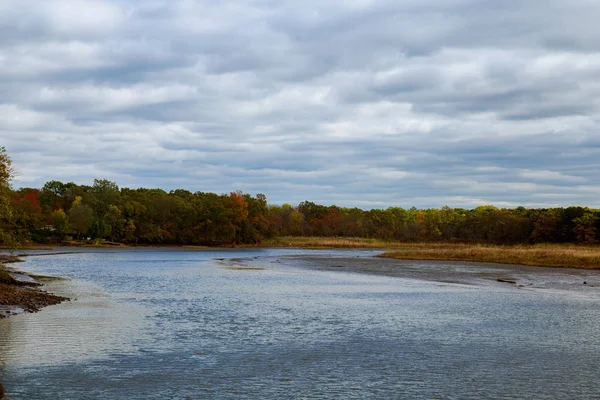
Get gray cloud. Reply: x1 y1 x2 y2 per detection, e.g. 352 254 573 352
2 0 600 208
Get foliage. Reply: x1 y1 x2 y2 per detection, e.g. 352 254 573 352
68 196 95 239
1 145 600 246
0 147 17 247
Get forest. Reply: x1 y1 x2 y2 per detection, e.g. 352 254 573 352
3 178 599 246
1 149 599 246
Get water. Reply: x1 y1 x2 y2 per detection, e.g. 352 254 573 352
2 248 600 399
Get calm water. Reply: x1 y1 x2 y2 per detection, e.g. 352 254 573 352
2 248 600 399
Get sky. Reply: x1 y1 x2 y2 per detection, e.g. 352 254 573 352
2 0 600 209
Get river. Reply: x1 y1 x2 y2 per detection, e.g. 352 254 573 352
1 248 600 399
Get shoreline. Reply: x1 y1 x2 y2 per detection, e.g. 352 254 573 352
0 238 600 319
378 243 600 270
272 253 600 294
0 256 70 319
6 239 600 270
0 256 70 399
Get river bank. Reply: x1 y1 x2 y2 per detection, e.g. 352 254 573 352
379 243 600 269
5 239 600 270
263 252 600 294
263 239 600 270
0 256 69 319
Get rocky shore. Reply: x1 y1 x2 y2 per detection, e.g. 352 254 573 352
0 255 69 319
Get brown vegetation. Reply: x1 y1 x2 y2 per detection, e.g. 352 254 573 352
265 237 600 269
379 243 600 269
263 236 395 248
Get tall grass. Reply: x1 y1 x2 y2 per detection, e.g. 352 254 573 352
380 243 600 269
263 236 395 248
263 237 600 269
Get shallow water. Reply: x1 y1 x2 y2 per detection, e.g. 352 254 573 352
1 248 600 399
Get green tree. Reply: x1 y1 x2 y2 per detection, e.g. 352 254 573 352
50 209 68 237
92 219 112 240
89 179 120 218
572 211 599 244
0 147 17 246
104 205 126 241
68 196 95 239
40 180 80 212
123 219 137 243
530 209 561 243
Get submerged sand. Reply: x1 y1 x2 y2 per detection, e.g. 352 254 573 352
243 253 600 295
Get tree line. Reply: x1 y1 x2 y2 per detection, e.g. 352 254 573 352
5 179 599 246
1 149 599 246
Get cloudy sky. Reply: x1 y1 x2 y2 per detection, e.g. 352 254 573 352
2 0 600 208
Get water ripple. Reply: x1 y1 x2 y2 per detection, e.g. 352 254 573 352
1 248 600 399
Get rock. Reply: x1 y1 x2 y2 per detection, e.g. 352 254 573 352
496 278 517 284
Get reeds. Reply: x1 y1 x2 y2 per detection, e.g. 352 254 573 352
264 237 600 269
263 236 394 248
379 243 600 269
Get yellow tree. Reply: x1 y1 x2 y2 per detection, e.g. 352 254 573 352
68 196 95 239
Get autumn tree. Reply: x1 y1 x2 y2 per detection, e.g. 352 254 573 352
225 191 249 243
572 211 599 244
104 205 126 242
40 180 81 212
0 147 17 246
530 209 562 243
68 196 95 239
6 167 600 247
50 209 68 238
12 189 43 241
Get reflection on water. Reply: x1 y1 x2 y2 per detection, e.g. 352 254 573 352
1 248 600 399
0 278 150 368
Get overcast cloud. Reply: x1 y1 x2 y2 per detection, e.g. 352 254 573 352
2 0 600 208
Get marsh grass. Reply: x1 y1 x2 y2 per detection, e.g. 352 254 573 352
263 236 394 248
264 237 600 269
379 243 600 269
224 266 266 271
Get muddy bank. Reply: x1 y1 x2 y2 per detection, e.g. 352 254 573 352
266 253 600 294
0 258 69 319
0 255 22 264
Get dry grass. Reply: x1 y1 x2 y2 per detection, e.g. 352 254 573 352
380 243 600 269
263 236 395 248
264 237 600 269
223 266 265 271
